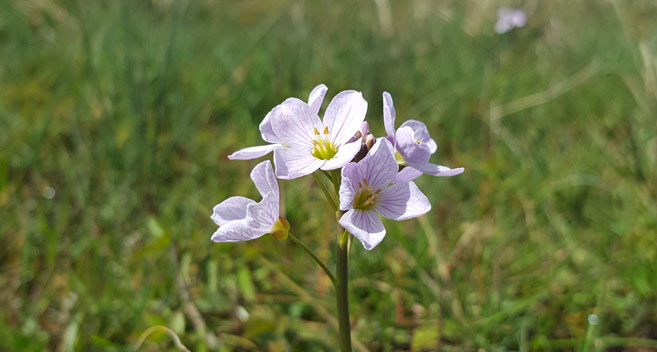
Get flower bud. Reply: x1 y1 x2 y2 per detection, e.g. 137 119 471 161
359 122 370 141
269 216 290 240
353 144 369 162
365 134 376 149
348 122 370 144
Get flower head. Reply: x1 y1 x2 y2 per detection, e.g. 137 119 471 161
338 138 431 250
383 92 464 180
494 8 527 34
269 89 368 179
228 84 329 160
211 160 289 242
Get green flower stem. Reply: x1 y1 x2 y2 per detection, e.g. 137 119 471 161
336 223 352 351
288 233 336 286
330 169 341 194
320 167 352 350
312 172 338 211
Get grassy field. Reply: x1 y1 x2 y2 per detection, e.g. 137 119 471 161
2 0 657 351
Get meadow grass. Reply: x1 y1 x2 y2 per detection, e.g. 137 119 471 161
1 0 657 351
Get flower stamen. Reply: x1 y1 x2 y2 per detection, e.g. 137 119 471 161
312 126 338 160
353 182 381 211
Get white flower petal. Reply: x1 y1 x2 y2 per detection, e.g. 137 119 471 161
360 138 398 190
259 110 282 144
426 139 438 154
323 90 368 145
270 98 323 148
211 196 255 226
245 192 278 232
320 140 362 170
273 147 324 179
228 144 282 160
308 84 328 116
211 219 264 242
383 92 396 138
250 160 279 199
339 174 356 211
393 166 423 183
339 209 386 250
375 181 431 221
410 162 465 177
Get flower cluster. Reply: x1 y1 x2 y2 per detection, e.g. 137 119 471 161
211 84 463 250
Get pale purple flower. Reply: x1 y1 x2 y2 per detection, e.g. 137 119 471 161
338 138 431 250
211 160 289 242
228 84 329 160
494 8 527 34
383 92 464 180
269 89 368 179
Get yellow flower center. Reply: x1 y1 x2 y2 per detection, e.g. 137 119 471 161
311 126 338 160
352 178 381 211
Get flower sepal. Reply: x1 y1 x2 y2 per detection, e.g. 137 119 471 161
268 216 291 240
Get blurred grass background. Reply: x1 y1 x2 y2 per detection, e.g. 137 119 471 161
2 0 657 350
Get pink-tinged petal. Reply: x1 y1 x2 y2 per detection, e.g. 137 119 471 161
410 162 465 177
400 120 437 153
270 98 323 148
375 181 431 221
211 219 264 242
396 126 431 165
341 162 362 196
394 166 423 183
323 90 368 145
339 162 363 210
339 209 386 250
339 174 356 211
228 144 282 160
383 92 396 138
321 140 362 170
250 160 279 199
259 110 282 144
245 192 278 232
273 147 324 179
360 121 370 136
308 84 328 116
211 196 255 226
360 138 398 190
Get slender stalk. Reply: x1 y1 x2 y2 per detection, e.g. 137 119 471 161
336 227 352 351
288 233 336 285
326 167 352 350
312 172 338 211
329 169 341 194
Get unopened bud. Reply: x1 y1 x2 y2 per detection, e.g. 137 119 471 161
269 217 290 240
353 144 369 162
365 134 375 149
359 122 370 140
